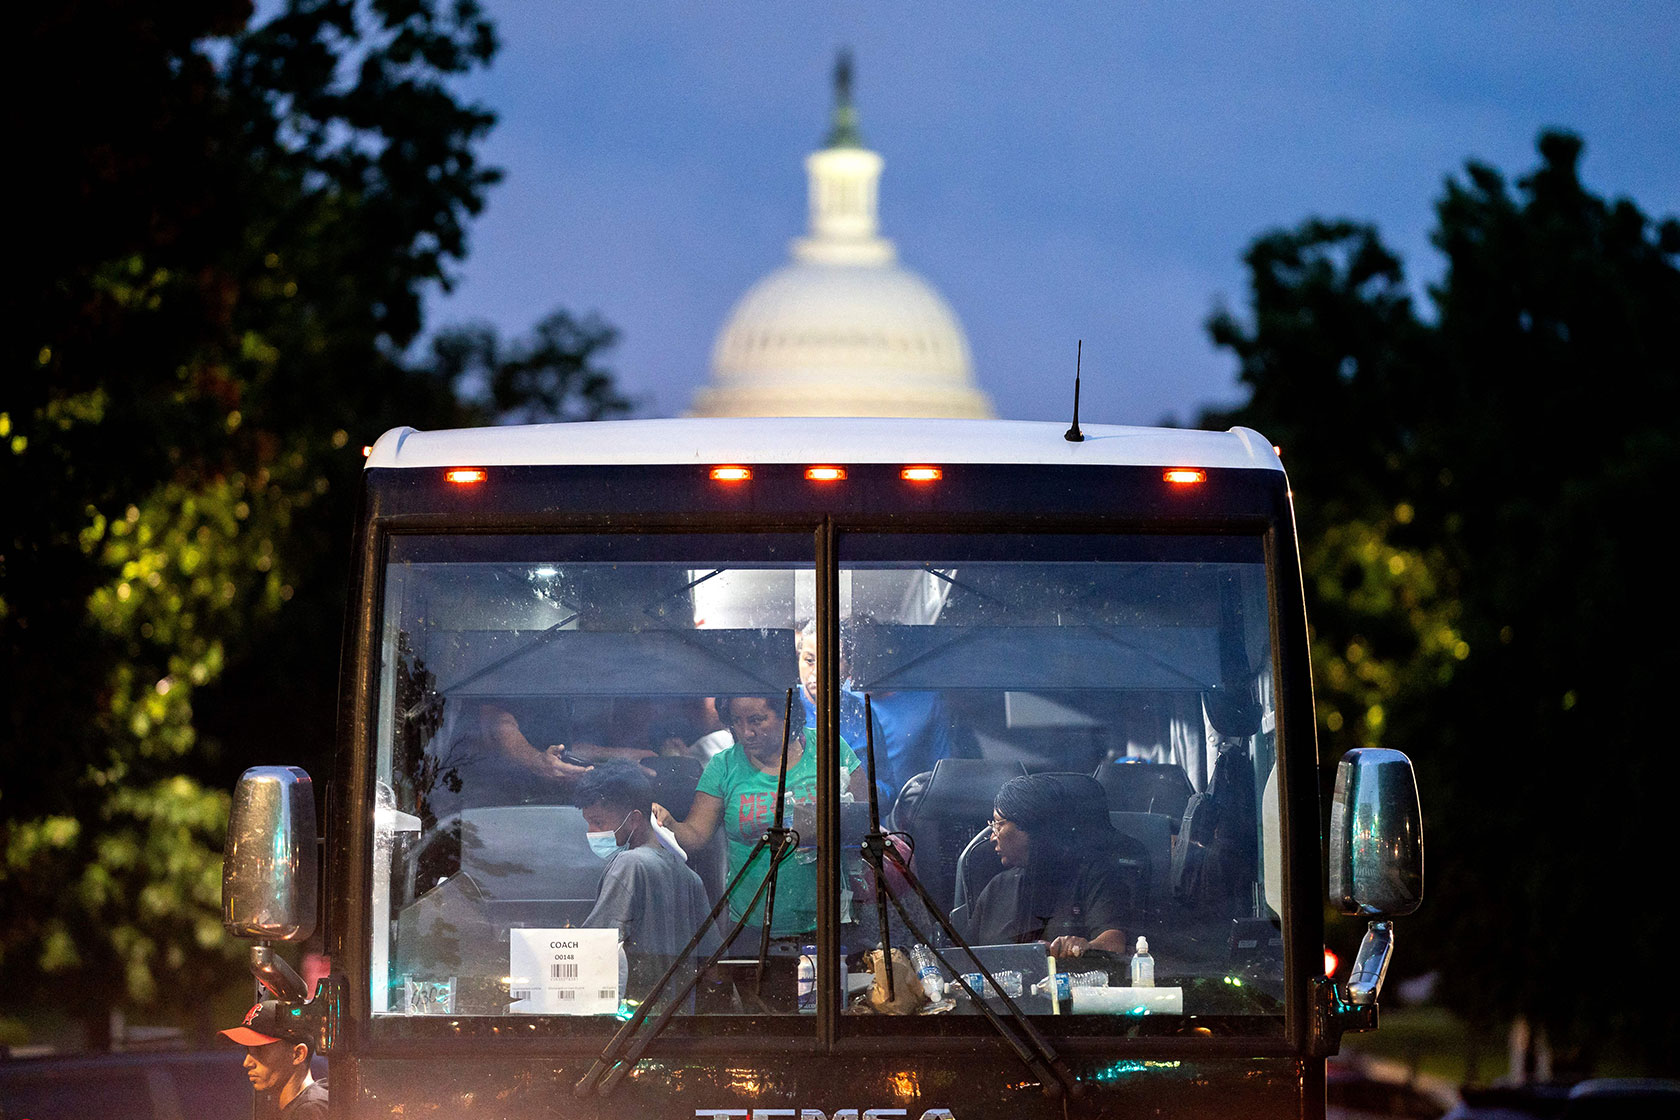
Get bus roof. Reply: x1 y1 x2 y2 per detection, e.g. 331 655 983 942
366 418 1283 472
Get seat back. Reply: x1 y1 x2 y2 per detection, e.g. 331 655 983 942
393 806 607 1015
1171 745 1260 914
952 824 1001 913
901 757 1028 913
1108 810 1173 917
456 805 606 908
1092 760 1194 821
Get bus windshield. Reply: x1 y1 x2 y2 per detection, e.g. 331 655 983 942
370 529 1285 1035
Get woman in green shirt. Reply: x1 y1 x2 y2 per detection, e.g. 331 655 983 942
655 693 865 942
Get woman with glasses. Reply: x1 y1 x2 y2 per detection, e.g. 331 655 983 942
967 773 1133 958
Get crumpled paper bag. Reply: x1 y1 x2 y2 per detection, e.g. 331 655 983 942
866 947 926 1015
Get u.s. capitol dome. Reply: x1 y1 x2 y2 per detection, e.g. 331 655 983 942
690 55 993 419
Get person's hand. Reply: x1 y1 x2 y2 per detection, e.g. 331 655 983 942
650 802 674 829
541 743 592 780
1047 935 1090 958
564 743 659 776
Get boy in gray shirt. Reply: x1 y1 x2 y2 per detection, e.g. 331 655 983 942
578 763 719 1002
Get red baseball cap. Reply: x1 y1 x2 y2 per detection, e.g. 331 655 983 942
219 1000 304 1047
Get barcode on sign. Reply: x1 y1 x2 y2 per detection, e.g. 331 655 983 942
510 990 533 1002
599 988 617 1001
555 989 577 1000
551 963 579 980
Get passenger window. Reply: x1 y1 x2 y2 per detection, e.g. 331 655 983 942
836 532 1285 1032
371 533 820 1021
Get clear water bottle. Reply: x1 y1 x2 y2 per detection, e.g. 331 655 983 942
1031 971 1071 1001
1130 935 1155 988
798 945 817 1011
910 944 944 1002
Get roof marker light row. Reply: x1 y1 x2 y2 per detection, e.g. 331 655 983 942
442 464 1204 488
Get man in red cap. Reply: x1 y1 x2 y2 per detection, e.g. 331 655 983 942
219 1000 327 1117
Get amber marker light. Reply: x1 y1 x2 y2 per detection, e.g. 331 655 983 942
1164 468 1207 486
710 465 753 482
901 466 943 482
445 468 487 485
805 465 847 481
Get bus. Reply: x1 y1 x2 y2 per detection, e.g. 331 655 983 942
221 416 1423 1119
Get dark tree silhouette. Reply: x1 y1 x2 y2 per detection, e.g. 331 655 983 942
4 0 627 1046
1205 131 1680 1072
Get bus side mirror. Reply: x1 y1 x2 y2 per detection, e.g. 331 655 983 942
1319 746 1424 1050
223 765 318 942
1328 748 1424 918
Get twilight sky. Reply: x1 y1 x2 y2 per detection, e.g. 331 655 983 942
422 2 1678 426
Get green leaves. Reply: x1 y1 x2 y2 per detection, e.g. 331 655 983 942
8 0 630 1045
3 0 593 1045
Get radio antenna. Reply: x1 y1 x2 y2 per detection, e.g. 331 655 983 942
1063 339 1085 442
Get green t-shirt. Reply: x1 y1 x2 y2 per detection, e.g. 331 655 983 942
696 728 860 935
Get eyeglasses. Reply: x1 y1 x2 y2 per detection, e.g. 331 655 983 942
989 814 1012 835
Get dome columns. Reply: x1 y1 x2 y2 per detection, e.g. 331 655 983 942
797 147 893 265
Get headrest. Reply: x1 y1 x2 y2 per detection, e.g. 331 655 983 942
994 773 1112 840
1203 685 1261 737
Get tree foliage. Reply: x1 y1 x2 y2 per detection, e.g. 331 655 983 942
4 0 624 1044
1206 132 1680 1069
423 309 635 424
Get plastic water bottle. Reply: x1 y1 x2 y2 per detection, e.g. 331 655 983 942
1031 972 1072 1001
910 944 944 1002
798 945 817 1011
1130 935 1155 988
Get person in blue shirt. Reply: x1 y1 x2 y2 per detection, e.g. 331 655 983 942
795 620 959 813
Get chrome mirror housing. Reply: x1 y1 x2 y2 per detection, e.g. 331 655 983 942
1328 747 1424 918
1313 748 1426 1050
223 765 318 940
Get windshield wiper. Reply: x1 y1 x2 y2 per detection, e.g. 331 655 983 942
577 689 802 1099
856 692 1083 1100
859 695 897 1003
584 687 1082 1101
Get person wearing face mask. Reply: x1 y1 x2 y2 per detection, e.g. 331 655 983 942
579 763 718 1001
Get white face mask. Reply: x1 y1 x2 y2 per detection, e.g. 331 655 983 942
586 810 633 860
